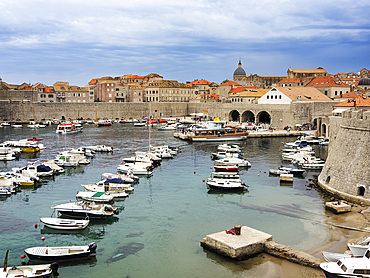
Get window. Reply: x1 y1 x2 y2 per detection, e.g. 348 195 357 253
279 95 282 99
109 94 112 97
267 95 269 99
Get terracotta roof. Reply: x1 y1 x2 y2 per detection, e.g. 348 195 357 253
229 86 257 94
89 79 98 85
128 75 144 79
305 76 350 88
220 81 241 86
204 94 219 100
231 89 269 98
189 79 211 85
333 96 370 107
275 87 333 101
334 91 363 99
289 68 327 74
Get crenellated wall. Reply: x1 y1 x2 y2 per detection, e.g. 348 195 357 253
318 109 370 204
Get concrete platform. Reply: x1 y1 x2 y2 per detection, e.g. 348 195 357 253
325 201 352 214
200 226 272 260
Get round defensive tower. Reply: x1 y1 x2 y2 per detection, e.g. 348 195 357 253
318 109 370 204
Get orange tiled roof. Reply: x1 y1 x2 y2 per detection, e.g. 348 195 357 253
128 75 144 79
220 81 241 86
333 96 370 107
229 86 257 93
305 76 350 88
189 79 211 85
89 79 98 85
204 94 219 100
334 91 363 99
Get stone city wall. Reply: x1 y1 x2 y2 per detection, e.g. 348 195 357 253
318 109 370 204
0 100 335 129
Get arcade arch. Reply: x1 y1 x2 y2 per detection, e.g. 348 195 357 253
257 111 271 124
241 111 255 123
229 110 240 122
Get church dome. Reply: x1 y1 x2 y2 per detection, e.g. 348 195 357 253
358 78 370 86
233 59 246 76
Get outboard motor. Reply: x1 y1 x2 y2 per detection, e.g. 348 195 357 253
50 262 59 276
88 242 97 254
114 210 119 215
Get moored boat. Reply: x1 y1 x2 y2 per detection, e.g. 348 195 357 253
213 165 239 172
52 200 118 219
56 122 83 134
25 242 97 262
76 191 114 203
40 217 89 230
1 250 59 278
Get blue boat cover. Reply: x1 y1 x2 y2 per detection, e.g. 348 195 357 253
104 178 123 184
37 165 53 172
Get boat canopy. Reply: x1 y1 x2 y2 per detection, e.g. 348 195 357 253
104 178 124 184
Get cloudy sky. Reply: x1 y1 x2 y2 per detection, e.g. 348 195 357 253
0 0 369 86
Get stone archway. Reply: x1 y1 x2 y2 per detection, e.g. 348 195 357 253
321 123 327 137
229 110 240 122
241 111 255 123
257 111 271 124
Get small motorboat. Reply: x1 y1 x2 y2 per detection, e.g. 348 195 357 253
279 166 305 176
25 242 97 262
214 157 251 167
82 180 132 196
101 172 138 183
85 145 113 152
52 201 118 219
217 143 241 153
348 242 370 257
213 165 239 172
40 217 89 230
206 178 248 191
1 250 59 278
76 191 114 203
210 172 240 179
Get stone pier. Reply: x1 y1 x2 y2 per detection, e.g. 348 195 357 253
200 225 322 268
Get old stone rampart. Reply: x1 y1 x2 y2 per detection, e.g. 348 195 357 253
318 109 370 204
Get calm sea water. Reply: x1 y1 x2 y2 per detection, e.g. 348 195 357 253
0 124 329 277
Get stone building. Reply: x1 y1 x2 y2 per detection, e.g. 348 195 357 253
358 78 370 92
144 80 194 102
287 66 328 79
53 82 89 103
304 76 350 99
232 60 285 89
37 87 56 103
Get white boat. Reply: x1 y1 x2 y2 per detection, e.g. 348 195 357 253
214 157 251 167
206 177 248 190
322 251 351 262
52 201 118 219
41 160 65 174
40 217 89 230
320 248 370 277
279 166 305 176
101 172 138 183
117 163 153 176
54 152 79 167
82 181 131 198
10 124 22 128
56 122 83 134
348 242 370 257
211 172 240 179
300 161 325 170
76 191 114 203
1 172 36 187
211 151 242 160
25 242 97 262
217 143 241 153
85 145 113 152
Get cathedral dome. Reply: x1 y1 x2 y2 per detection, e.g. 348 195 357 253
358 78 370 86
233 59 246 76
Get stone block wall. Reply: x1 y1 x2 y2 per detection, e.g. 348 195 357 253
318 109 370 204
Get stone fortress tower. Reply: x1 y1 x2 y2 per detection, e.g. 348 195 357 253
318 109 370 204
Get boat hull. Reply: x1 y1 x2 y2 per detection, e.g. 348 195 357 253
191 134 247 142
40 218 89 230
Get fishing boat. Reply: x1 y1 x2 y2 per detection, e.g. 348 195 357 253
320 248 370 277
56 122 83 134
25 242 97 262
76 191 114 203
40 217 89 230
52 200 118 219
1 250 59 278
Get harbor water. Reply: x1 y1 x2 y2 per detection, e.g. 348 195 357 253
0 124 329 277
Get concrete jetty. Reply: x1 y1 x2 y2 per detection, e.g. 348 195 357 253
200 225 323 268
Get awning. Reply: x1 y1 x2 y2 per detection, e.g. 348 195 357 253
332 108 350 114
